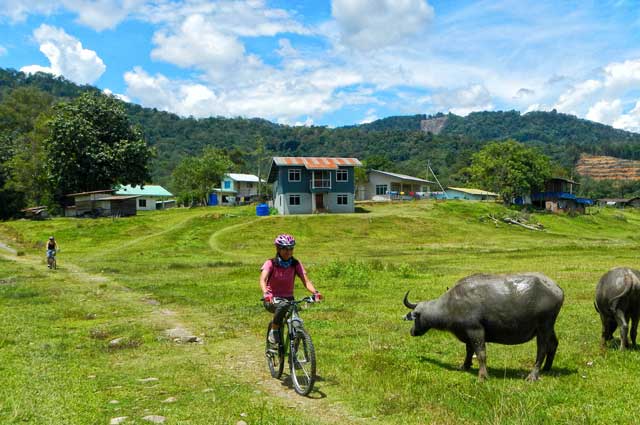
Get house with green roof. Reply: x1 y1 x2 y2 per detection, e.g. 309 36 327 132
115 185 175 211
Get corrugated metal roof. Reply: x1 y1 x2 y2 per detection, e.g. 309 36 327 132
115 185 173 197
447 187 499 196
370 169 434 184
272 157 362 169
226 173 262 182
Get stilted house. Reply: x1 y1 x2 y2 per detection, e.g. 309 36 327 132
531 178 593 214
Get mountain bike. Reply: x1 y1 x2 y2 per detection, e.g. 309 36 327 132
46 250 57 270
265 296 317 396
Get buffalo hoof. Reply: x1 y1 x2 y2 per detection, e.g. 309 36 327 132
459 363 472 371
525 372 540 382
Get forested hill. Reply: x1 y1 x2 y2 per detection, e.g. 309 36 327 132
358 110 640 157
3 68 640 188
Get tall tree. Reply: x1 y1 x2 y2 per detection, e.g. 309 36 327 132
466 139 552 203
171 147 233 205
45 92 152 197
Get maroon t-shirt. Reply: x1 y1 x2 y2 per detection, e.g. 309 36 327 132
262 259 306 298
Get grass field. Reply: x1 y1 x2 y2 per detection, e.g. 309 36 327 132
1 201 639 424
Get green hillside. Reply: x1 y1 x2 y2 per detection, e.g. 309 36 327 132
2 67 640 196
1 201 640 424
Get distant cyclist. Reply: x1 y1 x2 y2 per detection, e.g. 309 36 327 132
46 236 58 268
260 234 323 344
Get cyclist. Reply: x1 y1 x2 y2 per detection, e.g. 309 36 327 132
260 234 322 344
46 236 58 268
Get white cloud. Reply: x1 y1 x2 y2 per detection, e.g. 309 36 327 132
359 108 378 124
331 0 434 50
432 84 493 116
0 0 57 22
123 62 367 123
102 88 131 102
276 38 298 58
613 101 640 133
603 58 640 90
553 79 602 115
0 45 7 56
151 14 245 71
61 0 144 31
21 25 105 85
585 99 622 125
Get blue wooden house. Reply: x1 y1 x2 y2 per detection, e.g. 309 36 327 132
267 157 362 215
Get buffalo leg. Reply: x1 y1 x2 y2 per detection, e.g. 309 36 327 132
542 329 558 372
601 318 616 348
630 316 638 347
614 309 629 350
467 329 488 381
526 333 547 381
460 343 473 370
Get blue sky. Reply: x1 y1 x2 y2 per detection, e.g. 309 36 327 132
1 0 640 130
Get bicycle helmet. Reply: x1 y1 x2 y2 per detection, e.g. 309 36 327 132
274 233 296 248
49 236 54 240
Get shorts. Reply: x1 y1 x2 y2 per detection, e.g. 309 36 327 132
264 296 294 327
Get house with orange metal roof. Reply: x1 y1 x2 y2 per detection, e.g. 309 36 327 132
266 157 363 215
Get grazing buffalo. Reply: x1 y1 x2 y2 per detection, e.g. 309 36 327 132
595 267 640 350
404 273 564 381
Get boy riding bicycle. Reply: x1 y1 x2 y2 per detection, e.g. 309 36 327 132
260 234 323 344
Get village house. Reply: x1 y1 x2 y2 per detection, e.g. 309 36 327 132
115 184 175 210
267 156 362 215
531 177 593 214
443 187 499 201
213 173 264 205
65 189 138 217
361 169 434 201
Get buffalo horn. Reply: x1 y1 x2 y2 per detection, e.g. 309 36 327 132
403 291 417 309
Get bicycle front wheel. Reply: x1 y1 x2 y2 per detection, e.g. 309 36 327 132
290 327 316 396
265 323 285 379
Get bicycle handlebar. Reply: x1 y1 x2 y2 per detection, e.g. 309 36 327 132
264 296 315 304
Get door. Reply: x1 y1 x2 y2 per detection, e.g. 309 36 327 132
315 193 324 209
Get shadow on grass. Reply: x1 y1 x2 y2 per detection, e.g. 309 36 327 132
279 374 327 399
354 207 371 214
417 355 576 379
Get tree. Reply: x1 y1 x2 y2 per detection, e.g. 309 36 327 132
171 147 233 205
45 92 152 197
466 139 552 203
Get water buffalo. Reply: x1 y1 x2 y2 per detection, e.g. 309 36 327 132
594 267 640 350
404 273 564 381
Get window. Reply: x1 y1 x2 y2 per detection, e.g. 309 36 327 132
138 199 147 208
337 194 348 205
336 169 348 182
288 169 301 182
312 170 331 189
375 184 388 195
223 180 231 189
289 195 301 205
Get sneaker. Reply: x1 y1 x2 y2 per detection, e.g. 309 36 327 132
268 329 280 344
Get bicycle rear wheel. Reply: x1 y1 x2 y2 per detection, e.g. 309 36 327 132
290 327 316 396
265 323 285 379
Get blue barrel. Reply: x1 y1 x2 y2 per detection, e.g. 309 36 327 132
208 193 218 206
256 203 269 216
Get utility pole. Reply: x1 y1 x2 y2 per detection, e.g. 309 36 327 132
428 160 448 199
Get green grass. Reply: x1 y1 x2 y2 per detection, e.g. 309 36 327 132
1 201 639 424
